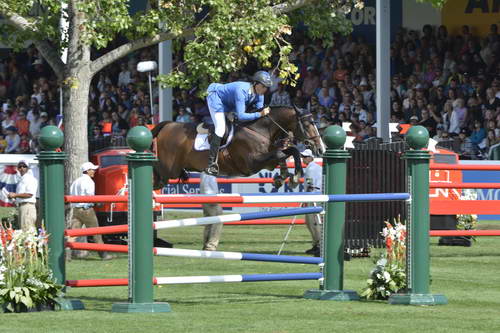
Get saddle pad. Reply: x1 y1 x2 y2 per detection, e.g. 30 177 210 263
194 126 234 151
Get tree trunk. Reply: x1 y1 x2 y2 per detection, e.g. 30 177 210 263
63 68 91 192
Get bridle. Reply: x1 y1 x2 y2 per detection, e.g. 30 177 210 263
266 107 323 152
296 110 322 144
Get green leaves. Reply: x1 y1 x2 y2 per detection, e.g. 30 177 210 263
417 0 448 8
0 227 63 313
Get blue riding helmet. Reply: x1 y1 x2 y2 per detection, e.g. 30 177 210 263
252 71 272 88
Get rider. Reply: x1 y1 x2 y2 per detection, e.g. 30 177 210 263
204 70 272 176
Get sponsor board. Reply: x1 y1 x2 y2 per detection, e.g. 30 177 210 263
442 0 500 37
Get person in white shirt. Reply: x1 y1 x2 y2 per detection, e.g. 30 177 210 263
8 160 38 231
69 162 114 260
301 149 323 257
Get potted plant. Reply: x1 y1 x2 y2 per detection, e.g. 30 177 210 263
0 225 64 313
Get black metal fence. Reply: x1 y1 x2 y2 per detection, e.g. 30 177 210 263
344 140 408 249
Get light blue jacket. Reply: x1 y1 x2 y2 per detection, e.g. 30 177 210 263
207 82 264 122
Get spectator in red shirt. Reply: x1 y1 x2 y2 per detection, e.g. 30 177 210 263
15 111 30 136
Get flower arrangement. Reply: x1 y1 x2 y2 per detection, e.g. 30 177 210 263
457 189 478 232
0 225 63 313
360 218 407 300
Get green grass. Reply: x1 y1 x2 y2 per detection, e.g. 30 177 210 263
1 211 500 332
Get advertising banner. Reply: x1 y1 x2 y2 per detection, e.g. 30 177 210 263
348 0 403 44
442 0 500 37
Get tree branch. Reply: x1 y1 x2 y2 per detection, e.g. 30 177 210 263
273 0 317 14
2 12 66 77
90 0 315 75
90 29 192 75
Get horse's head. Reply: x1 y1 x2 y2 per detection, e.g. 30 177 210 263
294 108 326 156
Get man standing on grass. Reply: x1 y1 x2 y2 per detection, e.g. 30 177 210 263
68 162 114 260
301 149 323 257
8 160 38 231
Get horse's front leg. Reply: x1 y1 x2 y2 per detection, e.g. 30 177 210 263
272 161 289 188
282 146 303 188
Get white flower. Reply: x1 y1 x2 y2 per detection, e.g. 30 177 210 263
383 271 391 282
376 258 387 267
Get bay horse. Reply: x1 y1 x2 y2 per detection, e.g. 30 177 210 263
151 106 325 190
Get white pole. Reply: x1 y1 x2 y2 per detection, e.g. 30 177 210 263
148 72 154 124
59 2 68 117
376 0 390 142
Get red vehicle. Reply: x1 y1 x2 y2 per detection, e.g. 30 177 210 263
90 147 170 246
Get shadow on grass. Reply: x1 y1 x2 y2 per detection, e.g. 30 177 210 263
430 252 500 258
164 291 304 306
73 295 127 312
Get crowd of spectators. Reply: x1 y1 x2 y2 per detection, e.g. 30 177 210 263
1 23 500 159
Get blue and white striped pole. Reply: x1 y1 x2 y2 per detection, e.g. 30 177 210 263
154 248 323 265
154 207 324 229
154 273 321 285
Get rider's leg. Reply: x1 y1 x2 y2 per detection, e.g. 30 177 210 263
205 111 225 175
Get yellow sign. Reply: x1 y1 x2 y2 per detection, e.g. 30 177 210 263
442 0 500 37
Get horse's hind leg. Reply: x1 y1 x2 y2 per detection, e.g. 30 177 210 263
153 161 166 190
179 169 190 182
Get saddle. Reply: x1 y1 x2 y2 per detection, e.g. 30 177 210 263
195 114 234 146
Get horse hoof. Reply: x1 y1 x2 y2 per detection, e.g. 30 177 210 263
273 176 284 188
288 174 300 189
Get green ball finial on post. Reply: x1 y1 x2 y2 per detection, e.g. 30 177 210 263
127 126 153 152
39 125 64 151
406 125 430 150
323 125 346 150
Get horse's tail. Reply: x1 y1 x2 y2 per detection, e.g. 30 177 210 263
151 121 172 138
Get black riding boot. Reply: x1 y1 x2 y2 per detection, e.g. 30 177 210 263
205 135 222 176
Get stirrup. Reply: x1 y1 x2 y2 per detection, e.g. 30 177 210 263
204 163 219 176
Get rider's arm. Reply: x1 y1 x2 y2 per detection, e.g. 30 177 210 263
254 94 265 109
234 89 261 122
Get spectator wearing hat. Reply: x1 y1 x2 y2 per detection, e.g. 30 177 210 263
5 126 20 153
409 115 419 126
39 112 51 129
300 149 322 257
7 160 38 231
68 162 114 260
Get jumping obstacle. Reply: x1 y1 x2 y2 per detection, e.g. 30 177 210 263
65 192 409 204
65 207 321 237
66 273 322 288
66 242 322 264
168 177 305 184
38 124 447 312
